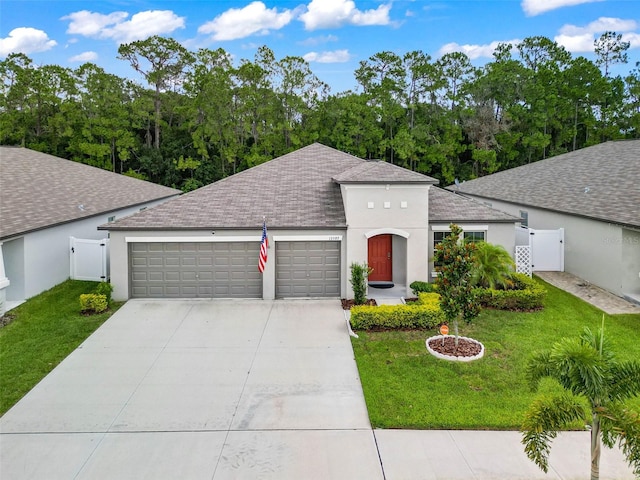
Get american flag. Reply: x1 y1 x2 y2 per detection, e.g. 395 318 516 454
258 220 268 273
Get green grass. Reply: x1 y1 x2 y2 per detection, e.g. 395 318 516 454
352 277 640 430
0 280 122 416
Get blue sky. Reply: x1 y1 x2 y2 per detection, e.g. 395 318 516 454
1 0 639 93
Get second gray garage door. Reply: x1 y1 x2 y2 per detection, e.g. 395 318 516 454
275 241 341 297
129 242 262 298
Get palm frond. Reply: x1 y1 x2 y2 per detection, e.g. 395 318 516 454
598 404 640 477
607 361 640 402
521 393 586 472
526 351 553 389
550 337 606 399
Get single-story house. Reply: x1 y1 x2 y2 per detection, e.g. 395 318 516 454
102 143 519 301
449 140 640 304
0 147 181 313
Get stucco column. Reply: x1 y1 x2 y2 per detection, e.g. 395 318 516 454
0 242 10 316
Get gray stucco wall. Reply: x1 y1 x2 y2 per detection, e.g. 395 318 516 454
340 183 431 298
460 196 639 298
2 198 174 303
428 222 516 280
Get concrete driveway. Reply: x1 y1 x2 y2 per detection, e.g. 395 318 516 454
0 299 384 480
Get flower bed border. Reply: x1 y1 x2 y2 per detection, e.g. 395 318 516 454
426 335 485 362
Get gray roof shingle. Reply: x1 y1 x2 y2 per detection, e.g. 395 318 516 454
429 187 520 223
104 143 519 231
0 147 181 240
105 143 364 230
333 161 437 184
449 140 640 228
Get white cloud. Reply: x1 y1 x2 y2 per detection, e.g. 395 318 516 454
622 32 640 49
0 27 57 56
299 34 338 46
555 33 594 52
62 10 185 43
69 51 98 62
438 39 520 59
299 0 391 30
521 0 604 16
303 49 351 63
555 17 639 53
63 10 129 37
199 1 295 41
559 17 637 35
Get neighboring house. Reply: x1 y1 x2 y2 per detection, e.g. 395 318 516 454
450 140 640 304
0 147 181 313
103 143 519 301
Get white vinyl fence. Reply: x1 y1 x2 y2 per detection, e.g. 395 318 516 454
70 237 109 282
514 227 564 275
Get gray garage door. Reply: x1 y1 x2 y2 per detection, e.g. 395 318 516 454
129 242 262 298
275 241 341 297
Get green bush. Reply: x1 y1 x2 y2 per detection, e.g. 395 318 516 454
409 280 435 296
350 294 445 330
473 273 546 310
94 282 113 304
79 294 108 314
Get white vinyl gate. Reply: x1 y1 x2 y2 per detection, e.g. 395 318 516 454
515 227 564 273
70 237 109 282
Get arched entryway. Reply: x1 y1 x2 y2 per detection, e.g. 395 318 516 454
366 229 409 290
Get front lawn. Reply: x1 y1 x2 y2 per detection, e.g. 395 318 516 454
351 277 640 429
0 280 122 416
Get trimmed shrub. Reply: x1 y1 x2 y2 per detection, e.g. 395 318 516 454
350 263 372 305
410 280 435 296
94 282 113 304
350 293 445 330
473 273 546 310
79 294 108 314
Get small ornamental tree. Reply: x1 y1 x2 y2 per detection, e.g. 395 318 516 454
433 224 479 347
350 263 372 305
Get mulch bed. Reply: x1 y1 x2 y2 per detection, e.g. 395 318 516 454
0 312 16 328
427 336 482 358
341 299 377 310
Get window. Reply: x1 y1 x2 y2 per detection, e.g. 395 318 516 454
433 231 453 268
463 231 485 243
519 210 528 227
108 216 116 223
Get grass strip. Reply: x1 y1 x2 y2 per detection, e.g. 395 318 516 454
0 280 122 415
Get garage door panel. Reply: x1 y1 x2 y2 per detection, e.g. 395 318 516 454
275 241 341 298
129 242 261 298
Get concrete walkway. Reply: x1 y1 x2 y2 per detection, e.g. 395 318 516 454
536 271 640 315
0 299 636 479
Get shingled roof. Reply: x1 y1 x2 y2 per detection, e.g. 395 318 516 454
429 187 520 223
0 147 181 240
333 161 437 184
105 143 439 231
449 140 640 228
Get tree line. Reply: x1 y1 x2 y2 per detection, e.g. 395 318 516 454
1 33 638 191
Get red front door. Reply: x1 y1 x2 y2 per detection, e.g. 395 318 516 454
368 235 392 282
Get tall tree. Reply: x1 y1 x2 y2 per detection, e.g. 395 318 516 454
118 35 194 149
594 31 630 77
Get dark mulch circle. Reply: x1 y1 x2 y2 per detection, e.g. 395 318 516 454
341 298 377 310
428 336 482 358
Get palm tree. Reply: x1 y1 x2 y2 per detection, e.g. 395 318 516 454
521 323 640 480
470 241 515 290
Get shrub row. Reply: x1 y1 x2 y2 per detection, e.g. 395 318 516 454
473 273 546 310
350 292 445 330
